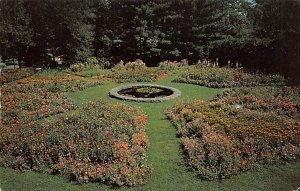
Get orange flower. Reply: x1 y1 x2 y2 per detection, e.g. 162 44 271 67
138 114 148 126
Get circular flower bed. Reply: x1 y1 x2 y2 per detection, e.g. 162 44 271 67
109 84 181 102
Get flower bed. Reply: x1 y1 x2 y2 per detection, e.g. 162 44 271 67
158 59 188 70
166 101 300 180
214 86 300 119
0 68 35 85
67 65 110 77
0 71 152 186
28 70 103 91
0 100 151 186
173 67 286 88
1 71 103 126
1 84 73 126
109 59 171 83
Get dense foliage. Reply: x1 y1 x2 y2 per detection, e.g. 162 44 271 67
1 0 299 82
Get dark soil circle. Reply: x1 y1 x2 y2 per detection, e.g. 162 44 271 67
109 84 181 102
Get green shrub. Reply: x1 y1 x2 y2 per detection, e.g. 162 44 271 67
86 57 99 66
66 65 109 77
96 57 114 69
68 57 108 76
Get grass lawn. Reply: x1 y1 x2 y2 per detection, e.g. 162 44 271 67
1 71 299 191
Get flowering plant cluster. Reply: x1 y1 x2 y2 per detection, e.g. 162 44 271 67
0 71 152 186
174 67 286 88
1 75 149 184
1 79 77 126
111 59 146 72
214 86 300 119
109 59 170 82
70 63 85 72
166 100 300 180
195 59 219 68
67 65 108 77
0 100 151 186
0 68 35 85
23 71 103 92
158 59 188 70
1 71 104 147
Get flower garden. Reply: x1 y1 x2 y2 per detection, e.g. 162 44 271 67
167 100 300 180
0 61 299 190
167 64 300 181
108 60 171 83
174 67 286 88
1 69 151 186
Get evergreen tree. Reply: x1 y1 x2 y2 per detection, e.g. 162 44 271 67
60 0 95 64
204 0 253 62
132 1 173 63
1 0 297 82
253 0 300 82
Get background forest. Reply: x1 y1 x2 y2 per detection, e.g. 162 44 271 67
0 0 299 83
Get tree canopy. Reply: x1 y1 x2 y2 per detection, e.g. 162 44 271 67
0 0 299 82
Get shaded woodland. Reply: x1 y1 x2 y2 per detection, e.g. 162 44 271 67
0 0 299 82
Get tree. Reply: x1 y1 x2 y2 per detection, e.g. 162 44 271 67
60 0 95 64
252 0 300 82
0 0 34 66
23 0 95 67
204 0 254 62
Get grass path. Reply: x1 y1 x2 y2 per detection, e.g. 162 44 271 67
67 73 223 190
1 73 300 191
